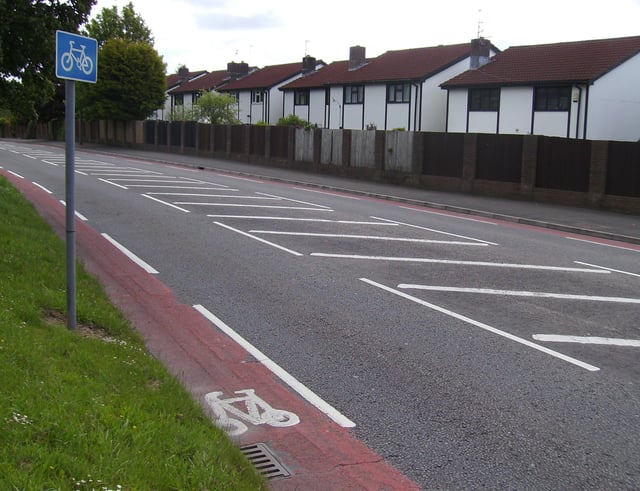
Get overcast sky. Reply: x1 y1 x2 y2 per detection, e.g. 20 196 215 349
91 0 640 74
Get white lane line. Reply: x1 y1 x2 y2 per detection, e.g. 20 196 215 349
360 278 600 372
214 174 264 183
574 261 640 278
24 154 37 159
194 305 356 428
8 170 24 178
532 335 640 347
177 203 333 211
142 194 190 213
101 233 159 274
399 206 498 224
128 185 230 190
109 179 189 183
148 191 240 196
371 216 498 245
255 192 333 209
33 182 52 194
60 201 88 221
207 216 398 225
167 195 281 200
41 160 61 166
178 179 232 188
397 284 640 304
252 231 487 246
567 236 640 253
87 173 163 178
75 170 88 176
292 187 362 200
98 178 128 189
214 222 303 256
311 254 611 273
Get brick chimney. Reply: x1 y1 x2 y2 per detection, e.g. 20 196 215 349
470 38 491 69
349 46 366 70
227 61 250 79
178 66 189 83
302 55 317 74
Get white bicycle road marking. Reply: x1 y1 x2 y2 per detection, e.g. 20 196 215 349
205 389 300 436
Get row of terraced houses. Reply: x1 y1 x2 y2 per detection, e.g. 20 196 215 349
155 35 640 142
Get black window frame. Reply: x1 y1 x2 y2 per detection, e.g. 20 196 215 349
294 89 310 106
469 87 500 111
173 93 184 106
344 85 364 104
387 83 411 103
251 90 264 104
534 86 571 112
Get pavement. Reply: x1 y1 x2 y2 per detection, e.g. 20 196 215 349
5 141 640 489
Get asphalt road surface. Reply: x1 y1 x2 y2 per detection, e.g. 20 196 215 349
2 141 639 489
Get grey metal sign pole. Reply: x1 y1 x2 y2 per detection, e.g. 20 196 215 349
65 80 77 330
56 30 97 330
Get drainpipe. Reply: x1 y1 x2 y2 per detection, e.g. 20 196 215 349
575 85 583 139
445 90 450 132
411 82 420 131
583 85 590 140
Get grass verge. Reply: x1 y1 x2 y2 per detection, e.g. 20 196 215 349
0 176 267 490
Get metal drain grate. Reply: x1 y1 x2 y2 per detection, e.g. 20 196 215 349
240 442 292 480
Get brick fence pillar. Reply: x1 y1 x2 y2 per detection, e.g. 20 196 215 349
461 133 477 192
520 135 538 197
588 140 609 205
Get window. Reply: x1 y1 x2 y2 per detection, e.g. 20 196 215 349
387 83 411 103
534 86 571 111
173 94 184 106
294 89 309 105
344 85 364 104
469 88 499 111
192 92 201 105
228 91 239 102
252 90 264 104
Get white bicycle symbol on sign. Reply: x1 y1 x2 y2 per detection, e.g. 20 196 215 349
205 389 300 436
60 41 94 75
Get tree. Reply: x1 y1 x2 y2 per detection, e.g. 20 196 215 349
78 3 165 121
192 92 240 125
79 39 165 120
0 0 95 126
83 2 153 47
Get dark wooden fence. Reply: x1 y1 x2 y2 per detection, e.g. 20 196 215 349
3 119 639 212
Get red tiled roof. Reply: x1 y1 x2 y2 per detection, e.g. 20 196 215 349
442 35 640 88
282 43 478 90
169 70 230 94
221 61 317 91
166 70 207 89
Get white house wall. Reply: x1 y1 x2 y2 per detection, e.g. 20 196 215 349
587 52 640 142
446 89 469 132
422 57 476 132
533 112 569 138
363 85 387 130
327 87 343 128
499 87 533 135
468 111 498 133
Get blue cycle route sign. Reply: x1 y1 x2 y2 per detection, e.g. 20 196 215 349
56 31 98 83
